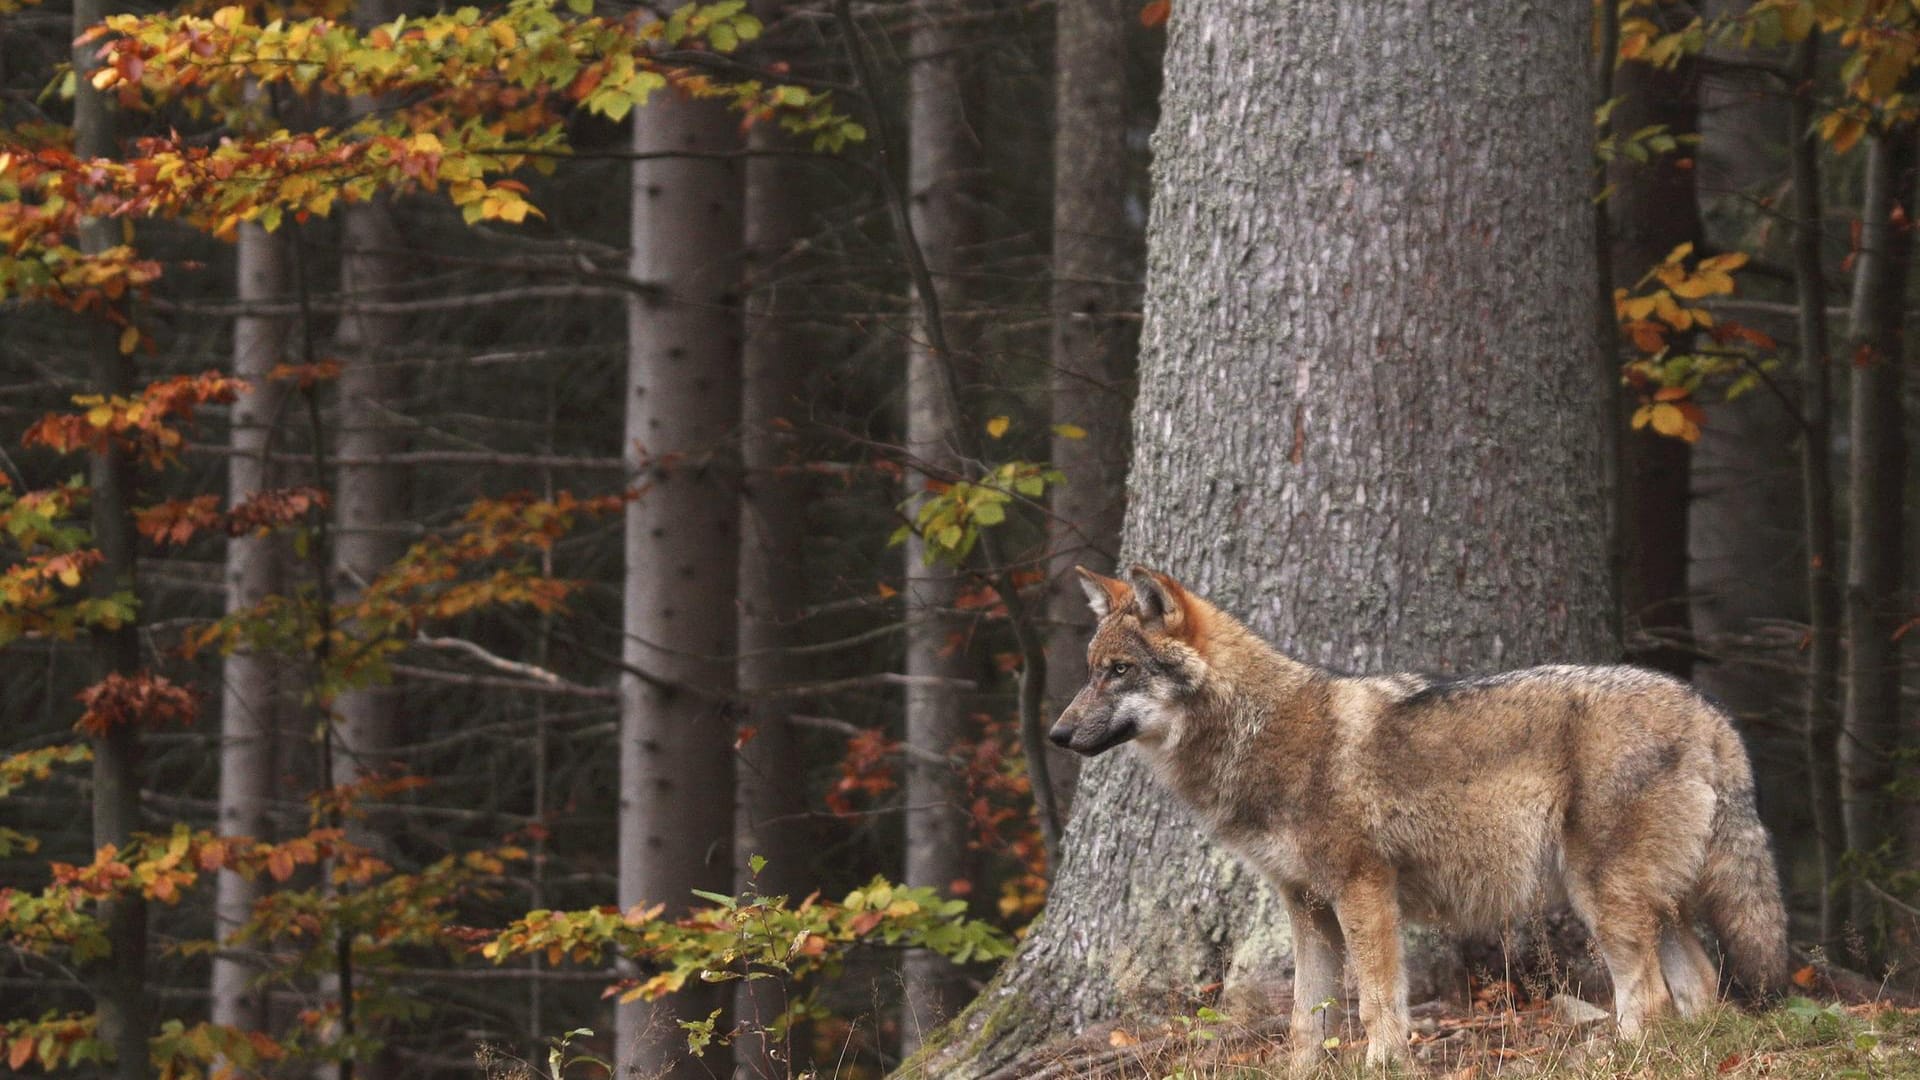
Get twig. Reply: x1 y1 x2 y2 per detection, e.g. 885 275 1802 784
187 444 629 472
788 714 953 767
387 663 616 699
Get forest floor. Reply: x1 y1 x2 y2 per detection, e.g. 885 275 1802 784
998 995 1920 1079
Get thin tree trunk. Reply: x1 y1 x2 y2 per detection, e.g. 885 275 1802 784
907 0 1607 1072
72 0 149 1072
331 102 409 841
212 219 291 1037
900 0 979 1051
1609 47 1700 678
733 5 815 1075
1044 0 1138 813
1840 121 1916 956
327 4 409 1074
1687 0 1806 888
616 78 745 1080
1786 35 1846 952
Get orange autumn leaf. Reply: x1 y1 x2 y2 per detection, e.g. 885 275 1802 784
74 671 200 734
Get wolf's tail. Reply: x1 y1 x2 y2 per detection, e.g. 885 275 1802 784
1697 741 1792 996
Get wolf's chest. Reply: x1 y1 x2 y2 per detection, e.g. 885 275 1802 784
1212 817 1312 886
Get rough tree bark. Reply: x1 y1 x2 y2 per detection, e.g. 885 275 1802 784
733 3 815 1074
900 0 980 1050
615 79 744 1079
1043 0 1139 808
73 0 150 1073
212 219 291 1037
1840 122 1916 954
1609 45 1699 679
904 0 1608 1074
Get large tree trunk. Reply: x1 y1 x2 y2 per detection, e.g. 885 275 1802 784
733 4 815 1074
73 0 149 1072
1043 0 1139 809
616 84 744 1079
1609 47 1699 679
1840 124 1916 957
212 220 291 1036
900 0 980 1051
905 0 1607 1074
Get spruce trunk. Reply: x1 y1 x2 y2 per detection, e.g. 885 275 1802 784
616 85 744 1079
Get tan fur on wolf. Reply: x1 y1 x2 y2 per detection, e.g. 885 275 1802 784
1050 565 1791 1071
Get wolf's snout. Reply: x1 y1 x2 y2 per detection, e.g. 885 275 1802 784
1047 720 1075 749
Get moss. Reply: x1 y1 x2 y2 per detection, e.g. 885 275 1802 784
892 979 1027 1078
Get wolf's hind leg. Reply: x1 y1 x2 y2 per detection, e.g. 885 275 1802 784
1332 869 1411 1068
1657 915 1720 1016
1283 888 1346 1074
1576 895 1672 1037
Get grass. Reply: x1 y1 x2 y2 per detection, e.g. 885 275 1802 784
1013 999 1920 1079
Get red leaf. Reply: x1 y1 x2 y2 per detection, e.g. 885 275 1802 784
1139 0 1170 27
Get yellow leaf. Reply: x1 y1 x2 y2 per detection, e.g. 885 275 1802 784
1649 403 1688 438
56 563 81 587
985 415 1010 439
1698 251 1749 273
90 67 119 91
1670 271 1732 299
1653 293 1692 330
1052 423 1087 440
211 4 245 29
1823 112 1865 155
118 326 139 355
1631 405 1654 431
1621 295 1659 321
87 404 115 428
1663 241 1695 265
489 21 517 48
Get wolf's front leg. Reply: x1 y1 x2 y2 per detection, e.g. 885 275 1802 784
1282 887 1346 1074
1333 868 1410 1068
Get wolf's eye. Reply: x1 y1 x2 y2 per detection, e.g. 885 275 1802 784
1109 662 1132 678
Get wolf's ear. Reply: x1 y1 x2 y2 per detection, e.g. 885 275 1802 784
1127 565 1198 640
1075 566 1131 619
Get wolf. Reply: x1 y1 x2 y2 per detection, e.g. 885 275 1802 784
1049 565 1791 1070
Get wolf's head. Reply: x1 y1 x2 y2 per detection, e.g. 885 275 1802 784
1047 564 1214 756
